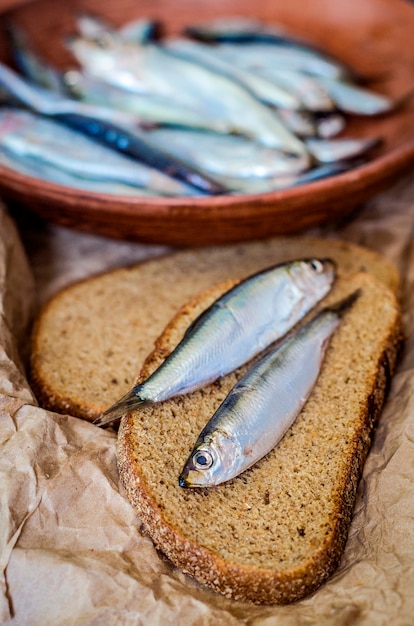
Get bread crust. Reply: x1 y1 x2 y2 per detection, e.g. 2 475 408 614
29 297 108 420
117 274 403 605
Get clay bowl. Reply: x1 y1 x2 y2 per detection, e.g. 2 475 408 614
0 0 413 246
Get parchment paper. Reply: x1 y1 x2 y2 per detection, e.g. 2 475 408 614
1 175 414 626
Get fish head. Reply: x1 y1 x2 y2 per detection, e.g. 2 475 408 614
67 37 117 74
179 430 241 488
290 258 336 297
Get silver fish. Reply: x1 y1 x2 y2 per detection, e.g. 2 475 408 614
216 42 351 80
145 127 309 179
184 16 288 42
0 148 160 195
0 108 200 196
96 258 336 425
184 16 355 77
306 137 381 163
179 291 359 488
314 76 395 115
64 71 233 132
212 159 359 194
75 13 160 45
0 63 226 194
68 38 308 154
165 39 302 110
255 66 334 112
290 159 365 184
8 24 177 131
0 61 144 126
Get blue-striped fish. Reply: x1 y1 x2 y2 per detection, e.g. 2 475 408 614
0 62 227 194
0 108 200 196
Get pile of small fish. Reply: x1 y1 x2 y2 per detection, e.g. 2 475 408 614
95 257 358 488
0 14 400 197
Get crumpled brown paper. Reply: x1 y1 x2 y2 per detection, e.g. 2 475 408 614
1 176 414 625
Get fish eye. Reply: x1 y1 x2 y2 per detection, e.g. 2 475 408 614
308 259 324 273
193 449 213 470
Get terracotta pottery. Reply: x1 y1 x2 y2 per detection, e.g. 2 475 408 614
0 0 413 246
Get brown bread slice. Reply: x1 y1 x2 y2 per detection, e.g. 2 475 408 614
29 237 399 421
117 272 403 605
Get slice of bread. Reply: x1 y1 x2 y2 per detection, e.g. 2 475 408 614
29 237 399 421
117 272 402 605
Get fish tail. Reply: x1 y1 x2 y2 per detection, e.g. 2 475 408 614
328 289 361 317
93 386 149 426
395 88 414 112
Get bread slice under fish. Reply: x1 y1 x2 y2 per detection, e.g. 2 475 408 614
29 237 399 421
117 271 403 605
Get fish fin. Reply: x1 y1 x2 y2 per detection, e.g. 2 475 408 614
182 307 211 339
181 300 226 339
182 279 248 340
94 386 149 426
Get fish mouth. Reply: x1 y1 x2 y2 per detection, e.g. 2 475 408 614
178 468 203 488
179 468 218 489
178 474 190 488
179 470 198 488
